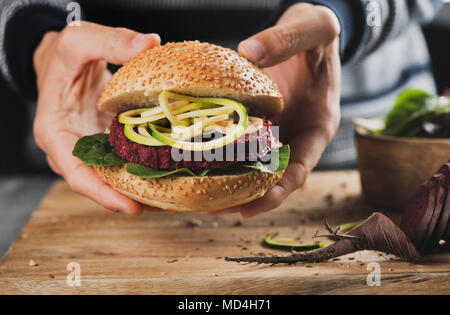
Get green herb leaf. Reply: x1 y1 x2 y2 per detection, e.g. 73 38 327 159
383 89 450 137
263 232 324 251
241 145 290 174
196 169 211 177
72 133 126 166
125 163 210 178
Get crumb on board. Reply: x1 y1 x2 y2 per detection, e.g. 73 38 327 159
28 259 38 267
233 220 243 227
187 218 203 227
324 194 334 206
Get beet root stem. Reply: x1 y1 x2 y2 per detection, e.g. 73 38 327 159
225 213 421 265
225 238 365 264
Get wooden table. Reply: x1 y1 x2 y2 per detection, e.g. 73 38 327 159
0 171 449 294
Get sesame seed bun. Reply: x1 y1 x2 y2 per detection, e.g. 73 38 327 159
93 41 286 212
93 165 284 212
98 41 284 117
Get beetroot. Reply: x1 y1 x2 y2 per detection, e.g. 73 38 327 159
442 224 449 241
347 212 420 261
400 160 450 252
226 213 420 264
421 174 447 250
400 176 438 248
431 163 450 244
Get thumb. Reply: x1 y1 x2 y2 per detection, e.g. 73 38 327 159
238 5 340 67
60 21 161 65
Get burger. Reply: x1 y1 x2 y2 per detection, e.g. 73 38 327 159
73 41 290 212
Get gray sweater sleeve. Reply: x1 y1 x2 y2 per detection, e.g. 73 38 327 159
0 0 445 96
0 0 71 96
354 0 444 62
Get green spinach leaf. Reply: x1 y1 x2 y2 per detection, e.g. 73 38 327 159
241 145 290 174
73 133 290 178
72 133 126 166
382 89 450 137
125 163 210 178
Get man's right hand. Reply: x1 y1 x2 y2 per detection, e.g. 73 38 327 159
33 21 160 215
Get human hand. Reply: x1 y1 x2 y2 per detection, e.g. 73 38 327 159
212 3 342 218
33 21 160 215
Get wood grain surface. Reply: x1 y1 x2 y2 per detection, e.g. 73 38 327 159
0 171 449 295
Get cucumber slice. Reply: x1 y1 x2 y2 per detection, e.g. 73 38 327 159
158 91 186 127
123 124 164 146
147 92 248 151
118 108 153 125
263 232 324 251
140 100 189 118
176 107 234 120
119 102 214 125
121 91 249 150
171 114 230 141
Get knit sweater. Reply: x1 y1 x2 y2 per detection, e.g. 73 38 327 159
0 0 444 169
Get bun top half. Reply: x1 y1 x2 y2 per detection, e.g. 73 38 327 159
98 41 283 117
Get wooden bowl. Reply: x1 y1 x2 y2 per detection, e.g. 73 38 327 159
354 118 450 211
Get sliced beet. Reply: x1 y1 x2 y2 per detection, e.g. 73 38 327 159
421 174 446 251
401 176 438 248
444 220 450 241
349 212 421 261
431 163 450 243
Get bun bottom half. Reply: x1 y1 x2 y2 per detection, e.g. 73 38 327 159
93 165 283 212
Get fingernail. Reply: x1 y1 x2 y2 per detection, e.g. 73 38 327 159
240 39 265 62
131 33 160 49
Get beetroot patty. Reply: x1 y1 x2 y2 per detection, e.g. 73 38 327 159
108 115 277 171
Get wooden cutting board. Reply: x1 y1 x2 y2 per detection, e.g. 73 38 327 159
0 171 449 294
